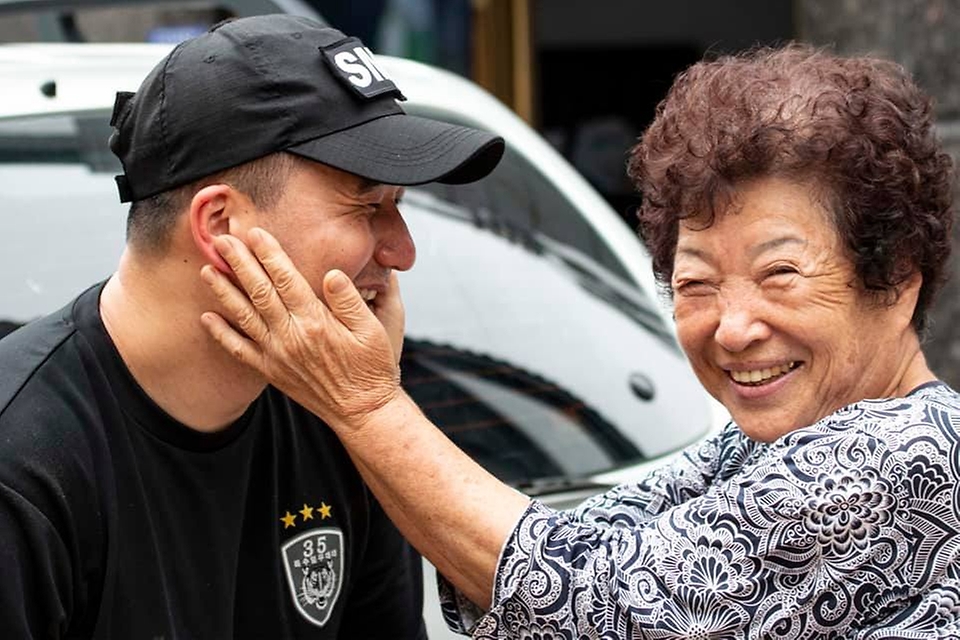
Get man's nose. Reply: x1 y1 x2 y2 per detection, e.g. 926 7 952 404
374 210 416 272
714 291 771 352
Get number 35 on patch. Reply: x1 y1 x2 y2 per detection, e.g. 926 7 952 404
281 528 344 627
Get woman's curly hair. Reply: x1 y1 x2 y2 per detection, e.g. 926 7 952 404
628 42 955 333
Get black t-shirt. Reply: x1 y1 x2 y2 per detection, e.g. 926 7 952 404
0 282 427 639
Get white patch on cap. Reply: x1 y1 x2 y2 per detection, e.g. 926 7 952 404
322 36 405 100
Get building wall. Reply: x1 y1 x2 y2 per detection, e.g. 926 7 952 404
798 0 960 388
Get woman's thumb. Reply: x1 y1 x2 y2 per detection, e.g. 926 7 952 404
323 270 372 331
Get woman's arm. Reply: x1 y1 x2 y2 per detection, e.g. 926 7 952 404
199 229 530 607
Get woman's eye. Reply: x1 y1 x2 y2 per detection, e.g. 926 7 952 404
676 280 713 296
763 265 799 283
769 265 798 276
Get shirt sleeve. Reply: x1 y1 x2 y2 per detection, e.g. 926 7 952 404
0 482 73 639
471 426 916 638
338 490 428 640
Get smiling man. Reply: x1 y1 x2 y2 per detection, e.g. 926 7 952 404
0 14 502 639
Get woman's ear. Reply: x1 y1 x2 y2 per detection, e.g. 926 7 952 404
189 184 248 274
892 270 923 330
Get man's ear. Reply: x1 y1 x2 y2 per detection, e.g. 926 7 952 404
189 184 250 274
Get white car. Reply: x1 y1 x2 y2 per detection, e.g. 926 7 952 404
0 42 728 639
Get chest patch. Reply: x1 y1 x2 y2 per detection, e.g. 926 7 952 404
281 528 344 627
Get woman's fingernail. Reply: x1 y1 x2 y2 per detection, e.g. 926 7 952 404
327 270 348 294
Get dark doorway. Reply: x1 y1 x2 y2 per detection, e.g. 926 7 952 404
537 44 700 230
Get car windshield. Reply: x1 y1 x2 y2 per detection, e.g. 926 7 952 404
0 108 712 487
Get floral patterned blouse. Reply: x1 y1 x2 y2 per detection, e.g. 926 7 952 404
440 381 960 638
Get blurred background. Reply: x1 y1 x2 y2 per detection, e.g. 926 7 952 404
2 0 959 386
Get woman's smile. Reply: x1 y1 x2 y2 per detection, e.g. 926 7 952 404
727 361 800 386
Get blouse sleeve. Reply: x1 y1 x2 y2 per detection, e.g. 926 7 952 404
470 426 916 638
438 420 753 634
569 420 748 526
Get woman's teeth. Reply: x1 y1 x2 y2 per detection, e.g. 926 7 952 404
730 362 797 385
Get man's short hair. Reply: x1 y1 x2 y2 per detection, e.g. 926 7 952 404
126 152 302 253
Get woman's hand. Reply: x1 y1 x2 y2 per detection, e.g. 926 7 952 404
199 227 530 609
199 227 403 428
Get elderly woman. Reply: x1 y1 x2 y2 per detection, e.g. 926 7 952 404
201 43 958 638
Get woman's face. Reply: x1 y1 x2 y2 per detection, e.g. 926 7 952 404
671 176 922 442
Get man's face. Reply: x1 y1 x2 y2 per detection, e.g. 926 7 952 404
254 159 415 315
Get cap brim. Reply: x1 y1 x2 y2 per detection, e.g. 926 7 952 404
286 114 505 186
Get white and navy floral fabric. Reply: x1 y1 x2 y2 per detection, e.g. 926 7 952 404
440 382 960 638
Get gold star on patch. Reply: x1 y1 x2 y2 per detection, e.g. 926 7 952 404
280 511 297 529
318 502 332 519
300 504 314 521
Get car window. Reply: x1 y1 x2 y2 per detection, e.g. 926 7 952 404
0 108 712 488
411 120 636 287
404 129 676 347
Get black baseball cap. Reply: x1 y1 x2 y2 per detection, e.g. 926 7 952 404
109 14 505 203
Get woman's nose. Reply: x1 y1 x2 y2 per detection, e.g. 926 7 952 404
714 292 771 352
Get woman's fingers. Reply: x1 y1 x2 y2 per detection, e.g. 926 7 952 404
200 261 271 349
247 228 326 319
211 233 292 331
199 307 263 371
201 231 404 427
322 270 380 338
